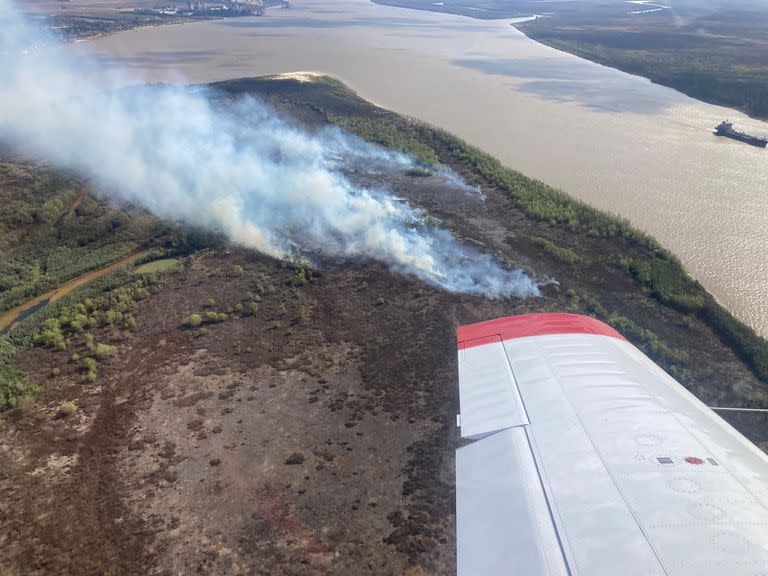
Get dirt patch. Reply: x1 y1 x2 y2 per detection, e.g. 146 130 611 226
122 346 425 575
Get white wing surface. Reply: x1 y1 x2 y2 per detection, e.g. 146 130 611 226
456 313 768 576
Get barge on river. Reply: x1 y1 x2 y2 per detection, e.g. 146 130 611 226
715 121 767 148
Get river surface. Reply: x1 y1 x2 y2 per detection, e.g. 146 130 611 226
70 0 768 335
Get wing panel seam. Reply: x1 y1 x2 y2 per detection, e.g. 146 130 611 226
521 427 574 576
498 343 577 575
536 341 671 576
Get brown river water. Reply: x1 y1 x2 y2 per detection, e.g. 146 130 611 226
69 0 768 335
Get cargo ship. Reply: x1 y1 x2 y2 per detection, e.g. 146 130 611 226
714 121 767 148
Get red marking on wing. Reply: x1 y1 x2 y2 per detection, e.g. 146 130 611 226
457 313 627 350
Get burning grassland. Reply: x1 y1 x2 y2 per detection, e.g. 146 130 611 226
0 0 541 300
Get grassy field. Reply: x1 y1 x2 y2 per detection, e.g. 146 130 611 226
134 258 180 274
0 163 167 314
0 160 209 408
0 250 152 335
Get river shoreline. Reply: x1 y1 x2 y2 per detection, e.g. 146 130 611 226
371 0 768 122
513 24 768 124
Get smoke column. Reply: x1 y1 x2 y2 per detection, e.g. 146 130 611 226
0 0 541 298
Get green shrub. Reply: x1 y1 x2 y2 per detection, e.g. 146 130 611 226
609 315 689 367
104 309 122 325
294 268 309 286
532 236 581 266
94 343 117 359
183 313 203 328
69 313 88 332
625 258 703 309
36 318 66 350
81 357 98 382
325 114 439 165
405 167 432 178
57 401 77 418
701 301 768 381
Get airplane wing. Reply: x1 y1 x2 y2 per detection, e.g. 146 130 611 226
455 313 768 576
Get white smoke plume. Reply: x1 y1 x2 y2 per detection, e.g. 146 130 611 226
0 0 541 298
